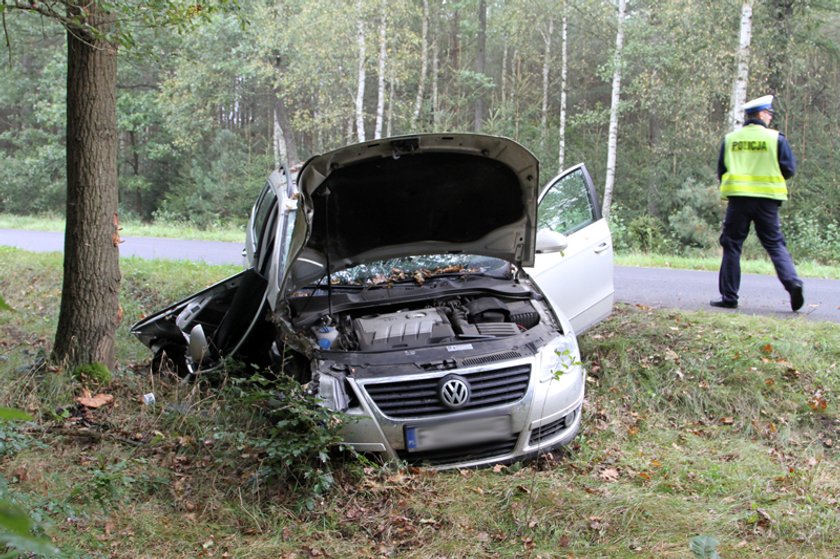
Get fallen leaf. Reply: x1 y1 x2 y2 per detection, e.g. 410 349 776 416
75 391 114 409
807 391 828 411
761 343 774 354
13 466 28 481
599 468 620 482
720 416 734 425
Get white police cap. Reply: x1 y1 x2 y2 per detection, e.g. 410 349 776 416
743 95 774 114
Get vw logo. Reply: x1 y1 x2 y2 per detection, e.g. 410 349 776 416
439 375 471 409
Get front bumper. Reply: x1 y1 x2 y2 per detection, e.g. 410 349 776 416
333 352 585 469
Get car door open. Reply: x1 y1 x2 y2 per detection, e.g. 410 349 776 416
527 163 614 334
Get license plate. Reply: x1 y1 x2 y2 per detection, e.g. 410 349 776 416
405 415 512 452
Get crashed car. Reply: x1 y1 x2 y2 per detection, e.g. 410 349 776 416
133 134 614 468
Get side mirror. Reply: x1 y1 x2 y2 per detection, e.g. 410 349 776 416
289 248 327 285
189 324 209 365
535 229 569 254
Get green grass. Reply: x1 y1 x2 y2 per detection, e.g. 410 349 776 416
0 212 245 243
617 252 840 280
0 247 838 558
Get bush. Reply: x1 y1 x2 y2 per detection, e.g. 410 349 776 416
667 178 721 249
627 215 667 253
786 214 840 265
224 372 351 510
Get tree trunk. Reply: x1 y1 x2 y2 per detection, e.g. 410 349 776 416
386 67 395 137
500 45 508 106
557 12 568 173
355 0 367 142
602 0 626 220
53 1 121 371
431 30 439 127
450 6 460 79
271 55 299 167
540 17 554 148
374 3 387 139
474 0 486 132
513 50 521 137
728 0 753 130
412 0 429 127
273 104 289 170
767 0 793 97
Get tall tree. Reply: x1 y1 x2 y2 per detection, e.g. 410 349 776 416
474 0 487 132
766 0 794 96
373 1 387 139
728 0 753 130
602 0 626 220
412 0 429 126
557 9 568 173
354 0 367 142
539 16 553 147
53 1 121 369
3 1 235 370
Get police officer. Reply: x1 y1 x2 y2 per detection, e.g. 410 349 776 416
711 94 804 311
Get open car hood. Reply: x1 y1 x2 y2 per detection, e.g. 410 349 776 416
288 134 539 286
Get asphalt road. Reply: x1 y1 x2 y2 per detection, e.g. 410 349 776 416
3 228 839 324
1 228 245 266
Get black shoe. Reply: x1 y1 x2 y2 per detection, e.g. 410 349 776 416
789 283 804 312
710 299 738 309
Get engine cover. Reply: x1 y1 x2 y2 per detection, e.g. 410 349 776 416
353 308 455 351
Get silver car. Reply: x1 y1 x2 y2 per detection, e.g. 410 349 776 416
132 134 614 468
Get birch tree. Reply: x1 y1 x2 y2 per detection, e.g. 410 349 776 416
602 0 626 220
373 2 387 139
412 0 430 126
728 0 753 130
354 0 367 142
557 10 568 173
540 17 554 147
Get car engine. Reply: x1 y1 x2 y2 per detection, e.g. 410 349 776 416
316 296 543 352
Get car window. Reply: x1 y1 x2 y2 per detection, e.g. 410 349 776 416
277 202 296 272
538 167 597 235
251 185 277 258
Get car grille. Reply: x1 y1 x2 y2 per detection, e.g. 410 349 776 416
461 351 523 367
529 411 574 446
396 433 520 467
361 364 531 418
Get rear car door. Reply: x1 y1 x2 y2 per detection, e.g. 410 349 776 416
526 163 614 333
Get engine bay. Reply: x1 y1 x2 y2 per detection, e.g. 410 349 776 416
310 295 544 352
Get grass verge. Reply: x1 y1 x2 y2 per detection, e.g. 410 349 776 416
0 247 837 558
0 213 244 243
616 252 840 280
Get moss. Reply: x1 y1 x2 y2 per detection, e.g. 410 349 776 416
71 362 112 388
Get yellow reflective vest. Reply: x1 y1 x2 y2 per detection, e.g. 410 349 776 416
720 124 788 201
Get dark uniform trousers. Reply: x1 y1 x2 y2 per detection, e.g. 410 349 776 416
719 196 801 303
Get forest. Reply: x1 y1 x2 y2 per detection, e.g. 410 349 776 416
1 0 839 262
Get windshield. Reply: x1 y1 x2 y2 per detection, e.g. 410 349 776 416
323 254 511 286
